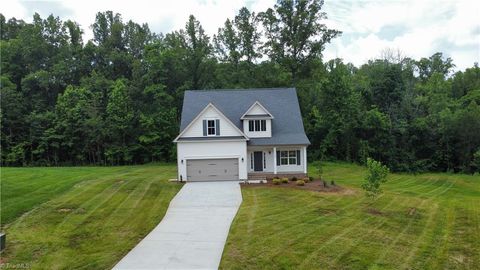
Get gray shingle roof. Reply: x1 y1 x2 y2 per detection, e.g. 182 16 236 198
180 88 310 146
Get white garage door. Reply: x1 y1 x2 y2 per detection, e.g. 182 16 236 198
186 158 239 181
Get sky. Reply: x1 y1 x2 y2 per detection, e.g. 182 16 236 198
3 0 480 71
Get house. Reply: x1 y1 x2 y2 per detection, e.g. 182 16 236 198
174 88 310 181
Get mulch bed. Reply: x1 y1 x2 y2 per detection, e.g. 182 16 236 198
242 179 349 193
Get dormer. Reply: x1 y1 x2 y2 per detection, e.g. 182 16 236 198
241 101 273 138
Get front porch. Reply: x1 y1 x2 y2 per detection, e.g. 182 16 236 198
247 145 307 180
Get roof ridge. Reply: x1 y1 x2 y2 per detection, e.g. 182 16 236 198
185 88 295 92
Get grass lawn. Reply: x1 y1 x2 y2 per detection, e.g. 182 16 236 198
220 162 480 269
0 164 182 269
1 163 479 269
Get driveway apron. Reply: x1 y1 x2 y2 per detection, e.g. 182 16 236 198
113 181 242 270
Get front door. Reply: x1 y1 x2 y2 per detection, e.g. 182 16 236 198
254 151 263 172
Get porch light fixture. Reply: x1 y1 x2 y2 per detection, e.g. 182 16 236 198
181 159 184 164
241 157 244 162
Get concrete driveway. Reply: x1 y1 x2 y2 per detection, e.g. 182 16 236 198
113 181 242 270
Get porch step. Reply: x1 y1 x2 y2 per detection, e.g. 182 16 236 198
248 174 267 181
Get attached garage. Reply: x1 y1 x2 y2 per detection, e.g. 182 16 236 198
186 158 239 181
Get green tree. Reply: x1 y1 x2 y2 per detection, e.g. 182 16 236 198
310 59 361 161
451 63 480 98
471 149 480 173
183 15 213 89
362 158 390 199
416 52 455 81
214 19 240 64
105 79 134 164
54 85 94 164
235 7 261 64
259 0 341 82
1 9 480 171
451 101 480 172
138 84 178 162
359 108 392 163
1 76 27 165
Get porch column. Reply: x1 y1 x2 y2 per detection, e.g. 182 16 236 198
303 146 307 174
273 147 277 174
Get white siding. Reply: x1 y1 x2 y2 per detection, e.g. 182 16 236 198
177 141 248 181
248 103 269 115
182 106 242 138
243 119 272 138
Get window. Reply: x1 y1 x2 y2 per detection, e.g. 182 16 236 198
288 151 296 164
280 150 297 165
207 120 216 135
249 120 267 132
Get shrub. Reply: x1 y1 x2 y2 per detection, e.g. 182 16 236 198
291 176 297 181
331 180 335 186
322 180 328 188
281 178 289 183
309 176 314 182
272 178 281 185
296 180 305 186
362 158 390 199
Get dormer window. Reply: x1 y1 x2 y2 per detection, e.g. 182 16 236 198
207 120 216 135
248 120 266 132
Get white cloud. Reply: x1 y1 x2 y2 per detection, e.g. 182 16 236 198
323 0 480 70
2 0 479 71
4 0 273 40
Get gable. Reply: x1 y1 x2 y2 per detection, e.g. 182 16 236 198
242 101 273 117
179 104 245 138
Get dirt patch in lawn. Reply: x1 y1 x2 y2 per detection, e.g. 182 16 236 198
57 207 86 214
407 207 417 216
242 179 354 194
366 208 386 216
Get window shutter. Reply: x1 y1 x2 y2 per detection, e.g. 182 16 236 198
276 151 280 166
215 119 220 135
203 120 207 136
297 150 301 165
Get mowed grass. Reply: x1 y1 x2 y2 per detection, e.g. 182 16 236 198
2 163 479 269
220 162 480 270
0 164 182 269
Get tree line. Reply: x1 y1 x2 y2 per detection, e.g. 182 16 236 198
1 0 479 173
